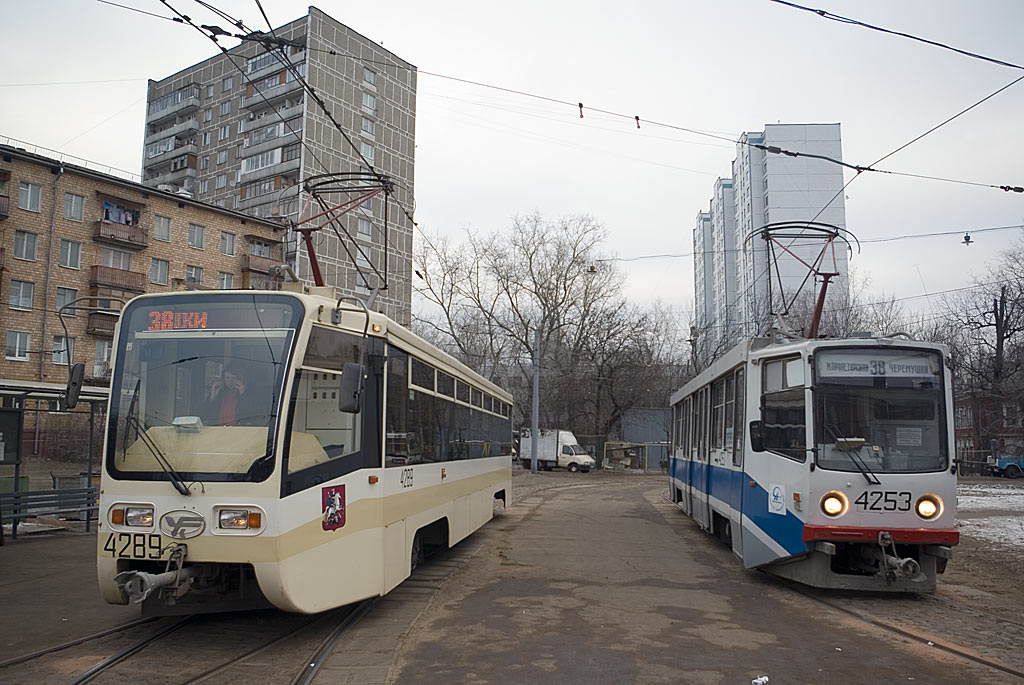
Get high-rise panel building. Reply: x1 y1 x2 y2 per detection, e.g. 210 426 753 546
695 123 848 354
141 7 416 324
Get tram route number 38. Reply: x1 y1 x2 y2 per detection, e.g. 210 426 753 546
103 532 164 559
854 491 912 512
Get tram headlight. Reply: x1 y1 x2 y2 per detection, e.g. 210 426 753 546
219 509 262 529
915 494 942 520
820 491 847 517
124 506 154 527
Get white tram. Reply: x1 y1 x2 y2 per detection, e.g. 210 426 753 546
96 287 512 614
668 335 958 592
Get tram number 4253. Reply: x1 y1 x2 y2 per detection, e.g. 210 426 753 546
103 532 164 559
854 491 912 512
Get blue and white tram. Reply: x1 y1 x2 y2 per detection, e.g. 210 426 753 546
668 335 958 592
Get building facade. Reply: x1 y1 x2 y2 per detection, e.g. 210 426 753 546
1 142 284 457
694 123 849 353
141 7 416 324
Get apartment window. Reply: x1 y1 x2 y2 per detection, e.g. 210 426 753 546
249 239 272 258
223 76 233 92
218 272 234 289
247 49 285 73
101 246 132 270
154 215 171 241
52 335 74 366
186 265 202 284
282 143 300 162
200 155 210 170
363 67 377 87
204 108 213 122
220 231 235 255
9 280 34 310
361 117 375 136
63 192 85 221
219 124 231 141
188 223 205 249
14 229 37 260
199 179 209 193
216 174 227 189
94 339 113 377
5 331 31 361
361 92 376 113
357 217 373 239
150 258 169 285
359 142 375 163
203 131 211 146
206 84 214 98
18 182 42 211
59 239 81 268
217 149 228 165
220 100 232 116
56 287 78 315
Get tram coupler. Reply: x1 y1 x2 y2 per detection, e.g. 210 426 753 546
114 543 203 604
876 531 926 583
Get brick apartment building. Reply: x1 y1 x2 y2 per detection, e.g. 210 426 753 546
1 141 285 459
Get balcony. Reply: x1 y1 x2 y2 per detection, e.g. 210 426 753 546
240 156 300 182
146 142 198 165
147 92 201 124
93 221 148 249
241 78 303 109
242 254 279 274
86 311 118 337
90 265 145 292
145 116 199 145
0 194 8 220
144 165 197 189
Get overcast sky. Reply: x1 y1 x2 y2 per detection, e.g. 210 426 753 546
3 0 1023 317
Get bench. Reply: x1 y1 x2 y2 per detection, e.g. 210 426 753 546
0 488 98 544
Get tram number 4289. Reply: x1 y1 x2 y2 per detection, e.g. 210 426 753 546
103 532 164 559
854 491 912 512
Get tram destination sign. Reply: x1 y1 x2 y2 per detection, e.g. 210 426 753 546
817 352 938 379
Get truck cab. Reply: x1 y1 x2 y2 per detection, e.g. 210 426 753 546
520 429 595 472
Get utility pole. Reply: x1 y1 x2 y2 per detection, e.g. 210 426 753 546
531 329 540 474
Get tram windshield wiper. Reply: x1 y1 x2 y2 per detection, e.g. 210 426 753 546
825 423 881 486
123 379 191 496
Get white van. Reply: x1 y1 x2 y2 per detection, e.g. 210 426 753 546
519 429 595 472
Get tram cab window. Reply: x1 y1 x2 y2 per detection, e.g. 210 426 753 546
761 357 807 462
284 326 367 482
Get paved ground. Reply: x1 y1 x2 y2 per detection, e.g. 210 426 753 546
0 471 1016 684
391 475 999 684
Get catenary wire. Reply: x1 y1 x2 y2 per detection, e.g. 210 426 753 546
769 0 1024 71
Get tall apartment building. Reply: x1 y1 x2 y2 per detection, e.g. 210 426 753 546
694 123 848 354
1 141 284 457
141 7 416 324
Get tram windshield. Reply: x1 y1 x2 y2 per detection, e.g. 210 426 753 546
107 294 302 483
814 348 948 473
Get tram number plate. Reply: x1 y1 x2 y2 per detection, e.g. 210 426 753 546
854 491 911 512
103 532 164 559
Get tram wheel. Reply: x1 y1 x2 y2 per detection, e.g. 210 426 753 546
1006 465 1022 479
411 532 424 571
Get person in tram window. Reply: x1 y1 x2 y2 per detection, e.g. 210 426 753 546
205 363 263 426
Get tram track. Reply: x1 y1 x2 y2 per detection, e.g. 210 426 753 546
0 617 161 670
787 583 1024 680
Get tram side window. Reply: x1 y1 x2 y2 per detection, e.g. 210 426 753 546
711 379 725 449
762 357 806 462
723 374 735 458
732 369 745 466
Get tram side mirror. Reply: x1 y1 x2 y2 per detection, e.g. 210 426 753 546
65 362 85 409
749 420 765 453
338 362 364 414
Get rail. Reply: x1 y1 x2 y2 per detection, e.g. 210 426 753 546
0 488 98 542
